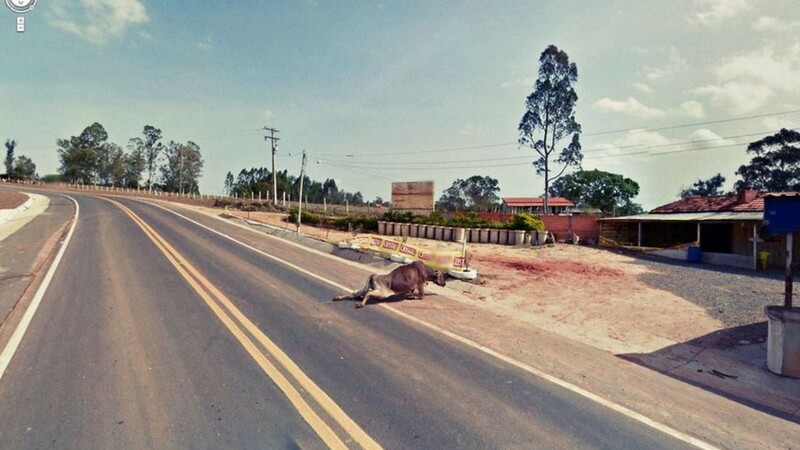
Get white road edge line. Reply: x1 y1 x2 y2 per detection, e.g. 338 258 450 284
0 195 79 383
138 199 719 450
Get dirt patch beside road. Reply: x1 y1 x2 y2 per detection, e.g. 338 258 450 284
0 191 28 210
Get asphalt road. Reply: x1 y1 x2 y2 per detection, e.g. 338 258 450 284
0 193 696 449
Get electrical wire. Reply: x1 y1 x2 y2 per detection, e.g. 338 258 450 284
309 109 800 159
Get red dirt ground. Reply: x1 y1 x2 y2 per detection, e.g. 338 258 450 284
0 191 27 210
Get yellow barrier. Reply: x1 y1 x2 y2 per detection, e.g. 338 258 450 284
351 235 465 270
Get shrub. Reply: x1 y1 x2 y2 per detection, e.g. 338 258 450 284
381 210 414 223
288 208 323 225
329 216 378 232
448 212 495 228
508 213 545 231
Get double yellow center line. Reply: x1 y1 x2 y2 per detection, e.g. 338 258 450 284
105 198 381 450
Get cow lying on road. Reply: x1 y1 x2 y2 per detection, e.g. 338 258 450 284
333 260 447 308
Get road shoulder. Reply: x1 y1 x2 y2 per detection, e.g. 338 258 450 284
0 194 74 353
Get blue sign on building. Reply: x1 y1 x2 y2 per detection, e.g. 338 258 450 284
764 194 800 234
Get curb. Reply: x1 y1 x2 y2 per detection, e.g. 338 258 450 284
227 215 396 270
0 194 33 228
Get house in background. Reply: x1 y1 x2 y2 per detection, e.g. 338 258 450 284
599 189 800 269
502 197 574 215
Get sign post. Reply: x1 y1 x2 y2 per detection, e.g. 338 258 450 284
763 193 800 378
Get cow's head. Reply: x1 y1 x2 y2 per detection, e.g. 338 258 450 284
431 269 446 287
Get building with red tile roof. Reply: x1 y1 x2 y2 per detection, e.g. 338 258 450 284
502 197 574 215
599 189 799 270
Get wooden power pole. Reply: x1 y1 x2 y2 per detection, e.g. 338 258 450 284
296 150 307 232
263 127 280 205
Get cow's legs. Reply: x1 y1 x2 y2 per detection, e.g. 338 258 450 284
333 277 372 301
415 282 425 299
357 290 384 308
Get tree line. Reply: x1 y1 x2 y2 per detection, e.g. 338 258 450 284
56 122 204 194
224 167 372 205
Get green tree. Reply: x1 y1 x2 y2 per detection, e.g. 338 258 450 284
518 45 582 213
141 125 163 191
161 141 204 194
438 175 501 212
125 141 147 188
11 155 36 180
549 169 641 216
97 142 127 186
4 139 16 177
224 171 235 196
679 173 727 198
735 128 800 191
57 122 108 184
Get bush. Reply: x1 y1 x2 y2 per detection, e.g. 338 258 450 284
381 210 414 223
448 212 495 228
507 213 545 231
329 216 378 232
288 208 323 225
41 174 63 183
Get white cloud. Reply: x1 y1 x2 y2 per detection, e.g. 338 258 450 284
716 47 800 91
752 16 797 32
680 100 705 119
616 129 671 148
762 116 800 131
198 37 214 51
694 45 800 113
48 0 148 44
632 82 653 94
642 47 686 81
501 77 535 89
692 0 751 26
792 42 800 59
593 97 666 119
686 129 735 147
694 81 774 114
458 124 477 136
262 109 275 121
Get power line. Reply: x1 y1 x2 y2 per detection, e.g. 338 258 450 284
320 138 771 171
312 108 800 160
584 108 800 137
313 142 516 158
314 128 783 168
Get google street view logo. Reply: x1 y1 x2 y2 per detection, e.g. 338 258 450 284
5 0 35 14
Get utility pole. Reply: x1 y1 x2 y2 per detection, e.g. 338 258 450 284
263 127 280 205
296 150 307 232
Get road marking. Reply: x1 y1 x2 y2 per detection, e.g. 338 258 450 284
0 195 79 383
140 199 721 450
104 198 381 450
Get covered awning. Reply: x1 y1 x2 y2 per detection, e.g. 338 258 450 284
600 212 763 222
600 211 765 269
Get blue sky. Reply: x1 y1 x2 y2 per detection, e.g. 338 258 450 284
2 0 800 209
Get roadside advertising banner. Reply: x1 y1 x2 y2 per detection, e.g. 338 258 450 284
351 235 463 271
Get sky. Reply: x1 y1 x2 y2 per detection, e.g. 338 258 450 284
2 0 800 210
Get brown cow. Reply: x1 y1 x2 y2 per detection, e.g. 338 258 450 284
333 260 446 308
